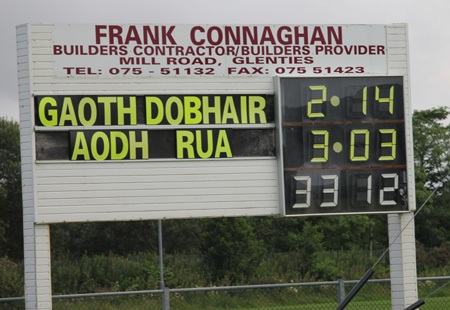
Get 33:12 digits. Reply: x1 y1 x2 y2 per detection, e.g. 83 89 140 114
293 172 405 208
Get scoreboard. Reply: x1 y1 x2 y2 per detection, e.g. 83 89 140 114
18 23 413 223
277 76 410 216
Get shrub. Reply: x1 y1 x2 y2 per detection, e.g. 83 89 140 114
0 257 23 297
200 218 266 283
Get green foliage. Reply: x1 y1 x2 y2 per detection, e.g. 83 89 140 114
52 252 161 294
51 221 160 257
0 118 22 260
200 217 266 283
51 219 203 258
313 215 385 251
0 249 394 296
413 108 450 246
284 221 324 276
0 257 23 297
413 107 450 181
1 245 449 297
416 242 450 276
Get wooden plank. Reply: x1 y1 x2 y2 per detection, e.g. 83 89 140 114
37 199 278 213
37 188 276 201
36 207 279 223
37 192 278 206
36 179 276 191
36 173 277 186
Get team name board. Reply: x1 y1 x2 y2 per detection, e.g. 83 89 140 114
35 94 275 161
52 24 388 77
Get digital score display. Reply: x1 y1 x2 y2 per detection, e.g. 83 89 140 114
278 76 409 216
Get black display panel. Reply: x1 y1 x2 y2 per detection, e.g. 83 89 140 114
279 76 408 215
35 128 275 160
33 94 275 161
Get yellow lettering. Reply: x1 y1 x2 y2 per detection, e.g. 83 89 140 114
145 97 164 125
249 96 266 124
110 131 129 160
376 86 394 114
307 85 326 118
91 132 109 160
129 131 148 159
203 96 221 124
196 130 214 158
311 130 329 162
97 97 115 125
38 97 58 126
176 130 195 158
59 97 78 126
215 130 232 158
166 97 183 125
117 97 137 125
78 97 97 126
184 96 202 124
240 96 248 124
379 129 397 161
221 96 239 124
71 132 90 160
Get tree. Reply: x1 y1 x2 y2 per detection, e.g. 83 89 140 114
0 118 23 259
50 221 160 257
313 215 387 253
413 107 450 247
413 107 450 183
50 218 204 258
200 217 266 283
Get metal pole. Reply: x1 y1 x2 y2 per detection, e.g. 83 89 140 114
158 219 169 309
335 268 374 310
337 279 345 305
404 299 425 310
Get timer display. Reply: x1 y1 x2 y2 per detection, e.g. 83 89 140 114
278 76 409 216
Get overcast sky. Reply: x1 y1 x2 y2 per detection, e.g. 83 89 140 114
1 0 449 121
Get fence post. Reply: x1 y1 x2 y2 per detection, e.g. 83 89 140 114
337 279 346 305
158 220 169 310
163 287 170 310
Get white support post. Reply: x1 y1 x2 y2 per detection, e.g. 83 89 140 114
23 224 52 310
17 24 53 310
388 212 418 309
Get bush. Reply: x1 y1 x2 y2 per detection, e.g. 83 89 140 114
52 252 161 294
0 257 23 297
200 217 266 283
416 242 450 276
2 246 449 297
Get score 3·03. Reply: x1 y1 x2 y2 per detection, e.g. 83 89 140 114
277 76 411 216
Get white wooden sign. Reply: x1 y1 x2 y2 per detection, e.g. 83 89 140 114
52 24 388 77
17 23 418 310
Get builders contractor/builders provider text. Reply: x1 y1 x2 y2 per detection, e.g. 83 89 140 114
52 24 388 76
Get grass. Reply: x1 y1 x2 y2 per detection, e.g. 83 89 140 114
4 293 450 309
49 279 450 309
2 249 450 309
419 296 450 309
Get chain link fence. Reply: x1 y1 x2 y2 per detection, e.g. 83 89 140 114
417 277 450 309
1 277 449 309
